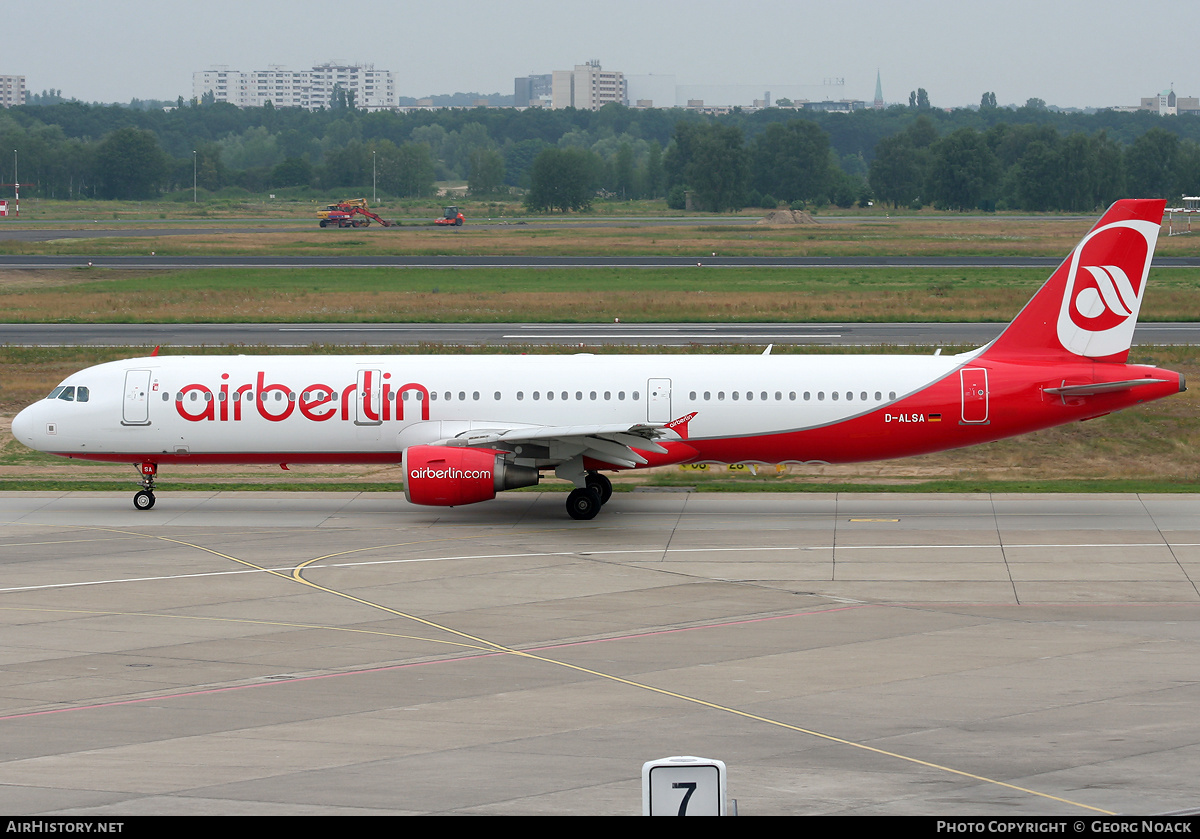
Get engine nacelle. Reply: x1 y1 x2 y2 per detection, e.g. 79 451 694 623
404 445 540 507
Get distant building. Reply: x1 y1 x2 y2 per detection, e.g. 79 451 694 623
549 61 626 110
873 70 884 109
192 63 396 111
514 73 552 107
799 99 868 113
1138 87 1200 116
0 75 26 108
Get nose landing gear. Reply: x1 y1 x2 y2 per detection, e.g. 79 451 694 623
134 461 157 510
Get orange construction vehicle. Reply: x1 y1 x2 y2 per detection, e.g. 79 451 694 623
435 205 464 226
317 199 397 228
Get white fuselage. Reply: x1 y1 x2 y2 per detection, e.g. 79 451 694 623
13 351 977 463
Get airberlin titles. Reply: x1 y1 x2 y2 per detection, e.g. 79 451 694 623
172 370 429 424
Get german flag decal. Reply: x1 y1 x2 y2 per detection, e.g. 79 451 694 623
928 413 942 422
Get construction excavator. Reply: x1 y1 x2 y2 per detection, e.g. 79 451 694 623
317 198 397 228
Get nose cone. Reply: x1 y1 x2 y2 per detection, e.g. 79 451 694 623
11 402 46 451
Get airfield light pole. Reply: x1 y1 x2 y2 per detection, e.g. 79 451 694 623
192 151 197 203
372 151 376 203
12 150 17 217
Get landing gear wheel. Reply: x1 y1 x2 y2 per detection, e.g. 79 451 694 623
566 487 602 521
134 490 155 511
586 472 613 505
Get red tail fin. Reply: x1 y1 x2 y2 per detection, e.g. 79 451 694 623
982 199 1165 364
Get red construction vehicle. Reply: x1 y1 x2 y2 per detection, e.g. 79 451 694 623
435 206 464 226
317 199 396 228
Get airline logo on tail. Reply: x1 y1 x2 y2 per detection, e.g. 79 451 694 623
1056 218 1160 358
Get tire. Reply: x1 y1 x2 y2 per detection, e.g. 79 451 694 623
134 490 155 511
586 472 613 505
455 218 462 226
566 487 601 521
319 220 328 228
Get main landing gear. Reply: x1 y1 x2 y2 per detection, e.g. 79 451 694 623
134 461 157 510
566 471 613 521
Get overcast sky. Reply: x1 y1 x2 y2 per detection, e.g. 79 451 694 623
5 0 1197 109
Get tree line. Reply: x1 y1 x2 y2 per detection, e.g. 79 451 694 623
1 97 1199 210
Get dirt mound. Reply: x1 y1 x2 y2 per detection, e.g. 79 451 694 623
756 209 819 225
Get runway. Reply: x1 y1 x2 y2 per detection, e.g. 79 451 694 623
1 491 1197 815
5 321 1200 347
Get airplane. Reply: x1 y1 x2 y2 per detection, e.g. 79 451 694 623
10 199 1185 520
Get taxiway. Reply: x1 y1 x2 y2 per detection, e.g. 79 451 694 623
1 491 1197 815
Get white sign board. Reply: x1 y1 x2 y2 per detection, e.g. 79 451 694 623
642 755 727 816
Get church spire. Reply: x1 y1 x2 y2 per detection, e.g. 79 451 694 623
873 69 884 109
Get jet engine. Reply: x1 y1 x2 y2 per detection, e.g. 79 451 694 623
404 445 539 507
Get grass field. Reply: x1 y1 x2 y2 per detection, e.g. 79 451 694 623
5 210 1200 258
3 265 1200 324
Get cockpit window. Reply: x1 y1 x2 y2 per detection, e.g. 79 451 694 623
45 385 88 402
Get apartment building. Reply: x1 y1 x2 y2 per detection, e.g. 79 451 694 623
548 61 626 110
0 75 26 108
193 63 396 111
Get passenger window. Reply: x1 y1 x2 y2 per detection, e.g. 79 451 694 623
889 391 897 400
162 393 171 401
832 392 839 401
547 391 554 400
875 391 882 400
517 391 524 401
860 392 868 401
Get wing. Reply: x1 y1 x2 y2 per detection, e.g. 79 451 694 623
438 422 672 469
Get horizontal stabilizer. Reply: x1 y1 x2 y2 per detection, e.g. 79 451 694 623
1044 378 1170 396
